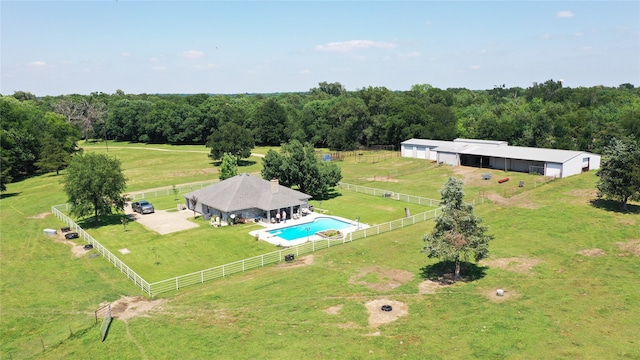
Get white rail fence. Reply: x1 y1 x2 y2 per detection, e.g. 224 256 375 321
338 182 485 206
51 203 439 297
149 207 439 295
338 182 441 206
51 204 152 296
126 180 223 201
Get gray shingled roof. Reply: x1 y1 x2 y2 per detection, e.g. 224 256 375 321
184 173 312 212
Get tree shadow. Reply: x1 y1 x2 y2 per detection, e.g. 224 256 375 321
238 159 256 167
419 261 488 285
590 199 640 214
312 189 342 201
77 212 130 228
0 192 21 200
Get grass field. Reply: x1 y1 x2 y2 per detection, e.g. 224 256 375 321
1 141 639 359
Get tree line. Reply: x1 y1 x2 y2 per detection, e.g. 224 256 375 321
1 81 639 190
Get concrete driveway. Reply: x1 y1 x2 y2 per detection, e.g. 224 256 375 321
125 203 199 235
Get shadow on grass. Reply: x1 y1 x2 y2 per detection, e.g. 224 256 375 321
419 261 488 284
210 159 257 167
77 212 130 228
0 192 21 200
590 199 640 214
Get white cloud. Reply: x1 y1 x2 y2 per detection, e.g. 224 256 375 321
152 66 167 71
194 63 216 70
28 61 47 67
574 32 584 37
300 69 311 75
122 52 131 57
149 57 160 62
541 33 552 40
398 51 420 59
315 40 397 52
182 50 205 59
556 11 575 18
471 65 481 70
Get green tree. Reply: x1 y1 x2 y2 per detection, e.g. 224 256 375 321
35 135 71 175
596 138 640 211
63 153 127 224
206 122 254 160
260 140 342 199
423 177 493 281
253 98 288 146
219 153 238 181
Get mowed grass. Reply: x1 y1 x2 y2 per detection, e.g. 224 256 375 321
1 142 639 359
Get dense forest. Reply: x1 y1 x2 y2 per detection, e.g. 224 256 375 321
1 80 639 190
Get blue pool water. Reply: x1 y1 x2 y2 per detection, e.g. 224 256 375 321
268 217 353 241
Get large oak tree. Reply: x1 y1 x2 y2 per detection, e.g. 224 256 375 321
63 153 127 224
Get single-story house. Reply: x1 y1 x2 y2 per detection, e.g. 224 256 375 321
401 138 601 178
184 173 312 224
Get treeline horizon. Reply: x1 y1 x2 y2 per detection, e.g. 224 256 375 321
2 80 639 188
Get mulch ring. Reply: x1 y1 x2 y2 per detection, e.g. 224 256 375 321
482 287 519 303
365 299 409 327
348 267 414 292
276 254 314 268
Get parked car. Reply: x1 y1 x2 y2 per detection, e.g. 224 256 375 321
132 200 155 214
65 232 79 239
83 244 93 250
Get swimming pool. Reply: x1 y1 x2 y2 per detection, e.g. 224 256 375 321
268 217 353 241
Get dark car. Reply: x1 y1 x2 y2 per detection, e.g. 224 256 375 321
132 200 155 214
83 244 93 250
65 232 79 239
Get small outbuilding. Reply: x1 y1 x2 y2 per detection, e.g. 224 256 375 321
401 138 601 178
184 174 312 224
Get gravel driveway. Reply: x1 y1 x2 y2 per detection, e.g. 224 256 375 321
125 204 199 235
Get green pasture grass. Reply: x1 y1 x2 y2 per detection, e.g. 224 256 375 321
81 141 262 191
2 145 640 359
68 189 435 282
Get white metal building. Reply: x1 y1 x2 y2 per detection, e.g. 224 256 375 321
400 138 601 178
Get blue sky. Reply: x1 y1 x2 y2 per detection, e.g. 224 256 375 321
2 1 638 96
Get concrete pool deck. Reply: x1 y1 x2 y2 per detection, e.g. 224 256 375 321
249 212 370 246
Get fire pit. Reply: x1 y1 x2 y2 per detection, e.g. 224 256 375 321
381 305 393 312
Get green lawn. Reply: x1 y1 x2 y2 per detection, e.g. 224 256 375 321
1 142 639 359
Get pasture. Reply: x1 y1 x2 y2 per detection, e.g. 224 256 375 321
1 141 639 359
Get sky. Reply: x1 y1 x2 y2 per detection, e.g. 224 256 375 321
1 1 639 96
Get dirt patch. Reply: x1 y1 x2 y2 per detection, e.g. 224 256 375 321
483 288 519 303
27 212 51 219
106 296 166 321
365 299 409 327
277 254 314 268
616 240 640 256
578 248 606 257
365 176 399 183
567 189 598 198
324 304 343 315
53 232 90 257
349 267 414 292
486 191 540 209
480 257 542 275
618 218 636 226
418 280 448 294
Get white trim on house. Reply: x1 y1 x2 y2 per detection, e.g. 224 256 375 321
400 138 601 178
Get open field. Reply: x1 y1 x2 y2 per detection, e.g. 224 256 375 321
1 142 639 359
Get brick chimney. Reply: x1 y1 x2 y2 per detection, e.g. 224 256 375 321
271 179 279 193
